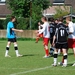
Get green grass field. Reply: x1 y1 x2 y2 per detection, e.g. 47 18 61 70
0 40 75 75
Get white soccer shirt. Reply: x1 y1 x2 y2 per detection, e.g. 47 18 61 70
39 22 50 38
68 22 75 39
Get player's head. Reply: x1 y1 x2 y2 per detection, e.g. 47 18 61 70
41 16 47 23
55 18 59 24
58 17 63 22
50 17 54 23
66 16 71 23
10 16 16 22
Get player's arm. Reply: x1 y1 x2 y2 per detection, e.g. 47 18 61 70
12 28 23 32
38 24 46 34
52 27 58 46
52 35 56 46
10 22 23 32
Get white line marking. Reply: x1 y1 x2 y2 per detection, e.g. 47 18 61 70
9 61 75 75
10 66 52 75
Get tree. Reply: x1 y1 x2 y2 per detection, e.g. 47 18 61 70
6 0 50 29
31 0 50 29
6 0 50 18
6 0 30 17
54 6 70 19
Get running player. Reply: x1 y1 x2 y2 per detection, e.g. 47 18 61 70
52 17 69 67
5 16 23 57
38 17 50 58
66 16 75 66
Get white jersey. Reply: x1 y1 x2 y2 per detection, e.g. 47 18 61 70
39 22 50 38
68 22 75 39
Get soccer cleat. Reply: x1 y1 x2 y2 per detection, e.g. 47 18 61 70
17 54 23 57
52 63 57 67
5 55 11 57
72 63 75 66
62 64 67 67
43 55 49 58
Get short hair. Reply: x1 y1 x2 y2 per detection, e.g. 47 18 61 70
42 16 47 21
10 16 15 21
55 18 59 21
50 17 54 22
58 17 63 22
66 16 71 21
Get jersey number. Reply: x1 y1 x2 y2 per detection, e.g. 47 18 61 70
60 30 65 36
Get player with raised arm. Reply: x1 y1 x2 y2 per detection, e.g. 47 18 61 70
52 17 69 67
38 17 50 58
5 16 23 57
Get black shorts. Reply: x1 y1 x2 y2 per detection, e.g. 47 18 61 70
8 38 17 42
55 43 68 49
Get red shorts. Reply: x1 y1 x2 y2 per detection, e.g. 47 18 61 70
39 33 43 38
68 38 75 48
43 38 49 46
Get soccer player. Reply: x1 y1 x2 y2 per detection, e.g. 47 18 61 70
35 22 43 43
49 18 56 56
52 17 68 67
66 16 75 66
38 17 50 58
5 16 23 57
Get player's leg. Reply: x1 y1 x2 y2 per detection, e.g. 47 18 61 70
35 35 40 43
52 49 58 66
43 38 49 58
44 45 49 57
58 49 64 65
13 38 22 57
35 30 40 43
49 38 54 56
62 48 68 67
14 42 22 57
5 41 11 57
62 43 68 67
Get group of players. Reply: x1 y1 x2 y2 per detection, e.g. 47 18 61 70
36 16 75 67
5 16 75 67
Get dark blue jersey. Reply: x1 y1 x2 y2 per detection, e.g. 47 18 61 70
49 23 56 38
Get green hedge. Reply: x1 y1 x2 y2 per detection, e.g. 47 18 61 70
0 19 5 29
0 17 30 30
0 38 42 41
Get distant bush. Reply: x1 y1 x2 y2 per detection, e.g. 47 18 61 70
0 17 30 30
16 17 30 30
0 19 5 29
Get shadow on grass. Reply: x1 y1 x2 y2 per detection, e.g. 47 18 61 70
22 54 36 57
67 63 73 67
58 53 73 57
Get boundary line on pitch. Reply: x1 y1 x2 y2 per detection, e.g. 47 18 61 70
10 66 52 75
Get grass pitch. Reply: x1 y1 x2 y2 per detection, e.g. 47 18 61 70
0 40 75 75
